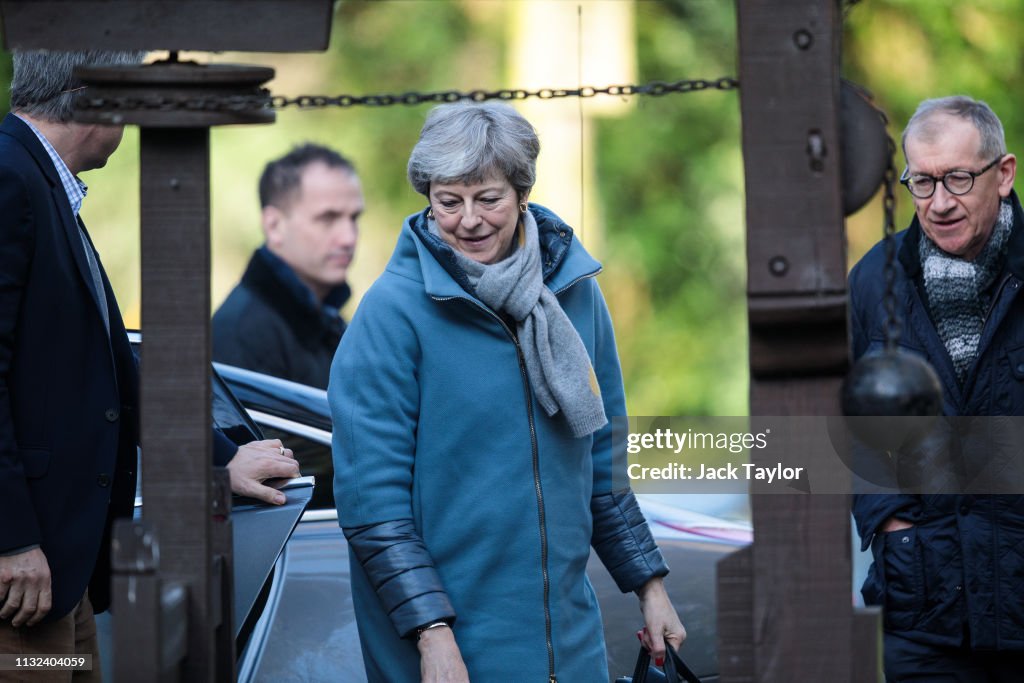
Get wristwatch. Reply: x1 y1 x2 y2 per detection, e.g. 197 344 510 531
415 620 451 640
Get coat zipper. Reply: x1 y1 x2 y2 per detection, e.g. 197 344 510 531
519 347 556 683
431 294 558 680
431 268 598 683
960 274 1017 403
983 273 1014 323
552 268 601 296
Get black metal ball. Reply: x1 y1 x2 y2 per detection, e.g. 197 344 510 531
840 349 943 450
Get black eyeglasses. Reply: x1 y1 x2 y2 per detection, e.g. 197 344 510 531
900 155 1004 199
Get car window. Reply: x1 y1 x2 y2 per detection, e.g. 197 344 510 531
129 331 263 446
213 369 263 445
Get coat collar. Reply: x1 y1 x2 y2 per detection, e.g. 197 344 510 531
252 245 351 311
1 113 110 333
898 189 1024 280
0 113 62 190
392 203 601 301
241 247 350 336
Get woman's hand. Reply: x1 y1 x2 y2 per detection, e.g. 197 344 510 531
636 576 686 664
417 626 470 683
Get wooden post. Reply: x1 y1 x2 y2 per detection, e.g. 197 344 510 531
725 0 881 680
0 3 333 680
72 60 275 681
139 126 219 680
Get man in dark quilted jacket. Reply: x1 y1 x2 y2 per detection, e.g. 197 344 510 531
850 96 1024 681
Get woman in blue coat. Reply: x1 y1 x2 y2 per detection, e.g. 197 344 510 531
330 102 685 682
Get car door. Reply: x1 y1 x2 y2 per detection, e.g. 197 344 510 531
95 335 314 675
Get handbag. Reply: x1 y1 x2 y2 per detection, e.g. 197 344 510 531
614 638 702 683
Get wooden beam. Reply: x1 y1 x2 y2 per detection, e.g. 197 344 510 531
139 127 225 681
718 546 755 682
852 608 883 683
731 0 879 680
0 0 333 52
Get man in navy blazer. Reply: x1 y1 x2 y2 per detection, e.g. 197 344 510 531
0 50 300 672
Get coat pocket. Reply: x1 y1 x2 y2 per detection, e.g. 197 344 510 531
18 448 50 479
878 526 924 632
994 344 1024 412
1009 346 1024 381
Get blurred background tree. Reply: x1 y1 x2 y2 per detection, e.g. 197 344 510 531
1 0 1023 417
842 0 1024 260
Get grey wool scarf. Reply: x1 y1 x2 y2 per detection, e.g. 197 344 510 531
919 199 1013 383
429 211 607 438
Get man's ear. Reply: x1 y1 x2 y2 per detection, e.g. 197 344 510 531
998 154 1017 199
262 206 285 247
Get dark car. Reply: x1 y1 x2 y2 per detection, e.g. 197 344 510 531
95 336 316 680
217 363 752 682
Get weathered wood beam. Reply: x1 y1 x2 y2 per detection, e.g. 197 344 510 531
0 0 333 52
140 126 222 681
730 0 880 680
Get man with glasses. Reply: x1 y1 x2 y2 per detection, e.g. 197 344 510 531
850 96 1024 681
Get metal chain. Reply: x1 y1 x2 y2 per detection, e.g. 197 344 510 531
76 76 739 114
848 87 902 350
882 130 901 350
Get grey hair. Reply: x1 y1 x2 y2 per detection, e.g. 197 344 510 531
407 101 540 198
902 95 1007 162
11 50 146 123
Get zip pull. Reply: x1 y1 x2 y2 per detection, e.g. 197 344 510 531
549 676 557 683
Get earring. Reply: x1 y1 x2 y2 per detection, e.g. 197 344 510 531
427 207 435 220
519 202 528 214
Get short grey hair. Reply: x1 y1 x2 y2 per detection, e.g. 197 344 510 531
407 101 540 198
902 95 1007 162
11 50 146 123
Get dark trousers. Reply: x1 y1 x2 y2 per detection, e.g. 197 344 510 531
885 632 1024 682
0 592 101 683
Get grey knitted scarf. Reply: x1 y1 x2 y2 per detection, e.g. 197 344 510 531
920 200 1013 383
429 211 607 438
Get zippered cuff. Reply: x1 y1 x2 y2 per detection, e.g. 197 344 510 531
344 519 456 638
591 489 669 593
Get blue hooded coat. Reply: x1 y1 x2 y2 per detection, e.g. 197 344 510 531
330 205 667 681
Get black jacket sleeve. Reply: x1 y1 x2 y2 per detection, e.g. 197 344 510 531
344 519 456 638
591 489 669 593
212 429 237 467
0 167 41 553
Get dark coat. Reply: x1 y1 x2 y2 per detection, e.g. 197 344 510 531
212 248 348 390
850 190 1024 649
0 114 139 620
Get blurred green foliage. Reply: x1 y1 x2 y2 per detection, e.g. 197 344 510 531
597 1 745 415
842 1 1024 259
0 52 9 112
2 1 1024 418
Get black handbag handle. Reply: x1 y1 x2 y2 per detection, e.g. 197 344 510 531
626 638 701 683
628 647 652 682
662 644 701 683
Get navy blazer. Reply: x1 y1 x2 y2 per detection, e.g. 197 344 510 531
0 113 140 620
